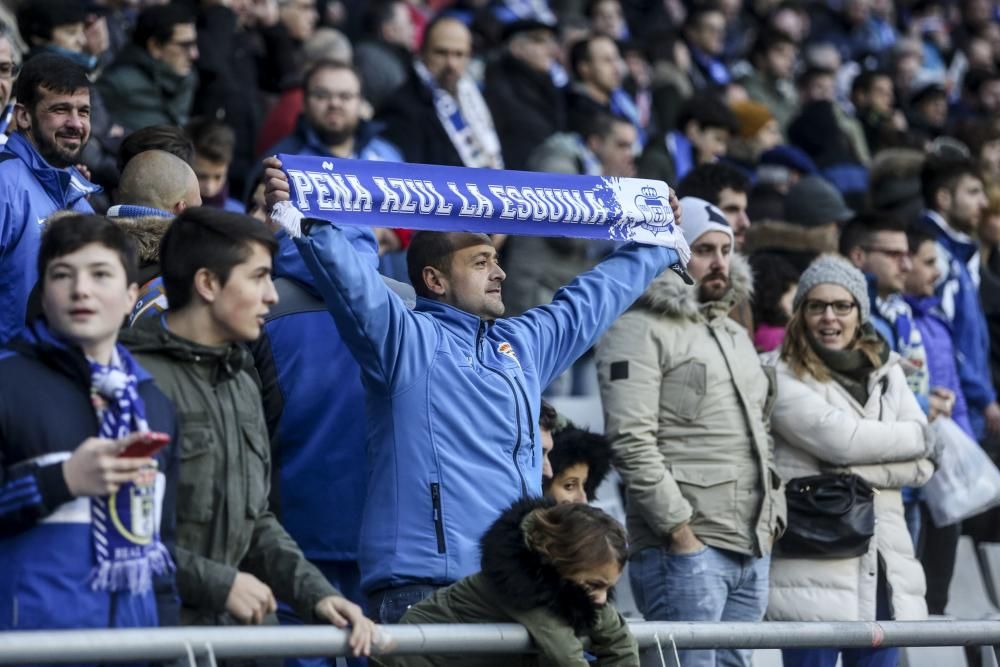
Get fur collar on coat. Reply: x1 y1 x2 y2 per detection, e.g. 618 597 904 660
480 498 603 635
634 252 754 321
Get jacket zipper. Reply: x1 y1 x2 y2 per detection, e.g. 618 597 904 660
514 381 536 467
476 322 528 497
708 325 768 555
430 482 446 554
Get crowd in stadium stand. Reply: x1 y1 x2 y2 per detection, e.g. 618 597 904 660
1 0 999 665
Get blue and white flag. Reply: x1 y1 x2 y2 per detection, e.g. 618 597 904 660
274 155 690 264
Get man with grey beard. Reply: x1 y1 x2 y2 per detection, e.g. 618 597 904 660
0 54 100 345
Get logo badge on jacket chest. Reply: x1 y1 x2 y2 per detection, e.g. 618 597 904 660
497 341 521 368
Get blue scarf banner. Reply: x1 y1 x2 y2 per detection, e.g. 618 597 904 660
275 155 690 263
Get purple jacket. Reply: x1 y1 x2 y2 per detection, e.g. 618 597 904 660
904 295 974 437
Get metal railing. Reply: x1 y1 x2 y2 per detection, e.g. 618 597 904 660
1 621 1000 664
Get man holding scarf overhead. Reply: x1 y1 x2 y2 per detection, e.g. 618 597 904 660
264 155 685 622
378 16 504 170
0 214 179 632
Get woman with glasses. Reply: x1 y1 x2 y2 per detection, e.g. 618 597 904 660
763 255 936 667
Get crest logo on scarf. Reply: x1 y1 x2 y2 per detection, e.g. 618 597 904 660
109 467 157 545
634 186 671 232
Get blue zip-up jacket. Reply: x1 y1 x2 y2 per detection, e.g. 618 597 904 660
250 228 414 563
914 211 996 439
0 320 179 636
293 221 679 593
249 116 403 201
904 294 974 437
0 133 100 345
868 274 930 413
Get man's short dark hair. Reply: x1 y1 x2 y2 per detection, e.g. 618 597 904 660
685 3 724 29
838 212 908 256
302 59 364 98
406 231 492 299
361 0 405 38
569 35 615 80
582 111 631 141
39 214 139 287
750 27 795 62
14 53 90 114
796 66 834 90
920 155 982 209
118 125 195 173
16 0 87 45
677 163 751 203
407 232 451 298
850 69 891 99
676 93 738 133
962 67 1000 97
906 226 936 254
420 14 467 56
159 208 278 311
132 4 195 50
539 400 558 431
186 117 235 165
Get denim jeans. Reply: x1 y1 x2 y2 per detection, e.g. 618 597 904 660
367 584 440 624
277 560 368 667
630 545 770 667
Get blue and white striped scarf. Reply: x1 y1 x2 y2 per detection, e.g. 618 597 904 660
88 347 173 594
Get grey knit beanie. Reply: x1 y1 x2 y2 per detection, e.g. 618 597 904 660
793 255 870 323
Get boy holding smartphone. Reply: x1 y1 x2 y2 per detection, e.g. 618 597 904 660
120 207 377 658
0 214 180 631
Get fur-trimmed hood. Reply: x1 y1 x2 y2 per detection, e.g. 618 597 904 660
745 220 839 257
634 252 754 321
112 215 172 266
480 497 601 635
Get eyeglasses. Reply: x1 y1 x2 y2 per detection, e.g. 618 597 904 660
308 89 360 103
169 39 199 52
0 61 20 80
804 299 857 316
862 246 910 261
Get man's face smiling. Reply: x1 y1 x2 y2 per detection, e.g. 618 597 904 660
18 86 91 168
439 240 506 320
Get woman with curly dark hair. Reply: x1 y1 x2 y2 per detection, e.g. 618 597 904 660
375 499 637 666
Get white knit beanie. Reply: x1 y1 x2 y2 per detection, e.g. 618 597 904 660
680 197 734 247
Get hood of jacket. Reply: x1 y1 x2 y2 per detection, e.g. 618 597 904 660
12 318 153 386
917 211 978 264
111 214 173 267
3 132 101 209
480 497 602 635
634 252 753 321
745 220 839 256
289 114 392 159
120 315 253 384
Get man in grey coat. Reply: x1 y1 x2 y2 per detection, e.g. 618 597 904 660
597 197 785 667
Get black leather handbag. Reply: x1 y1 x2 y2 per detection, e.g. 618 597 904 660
775 473 876 559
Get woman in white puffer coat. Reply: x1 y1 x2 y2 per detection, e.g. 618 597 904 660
762 256 935 667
